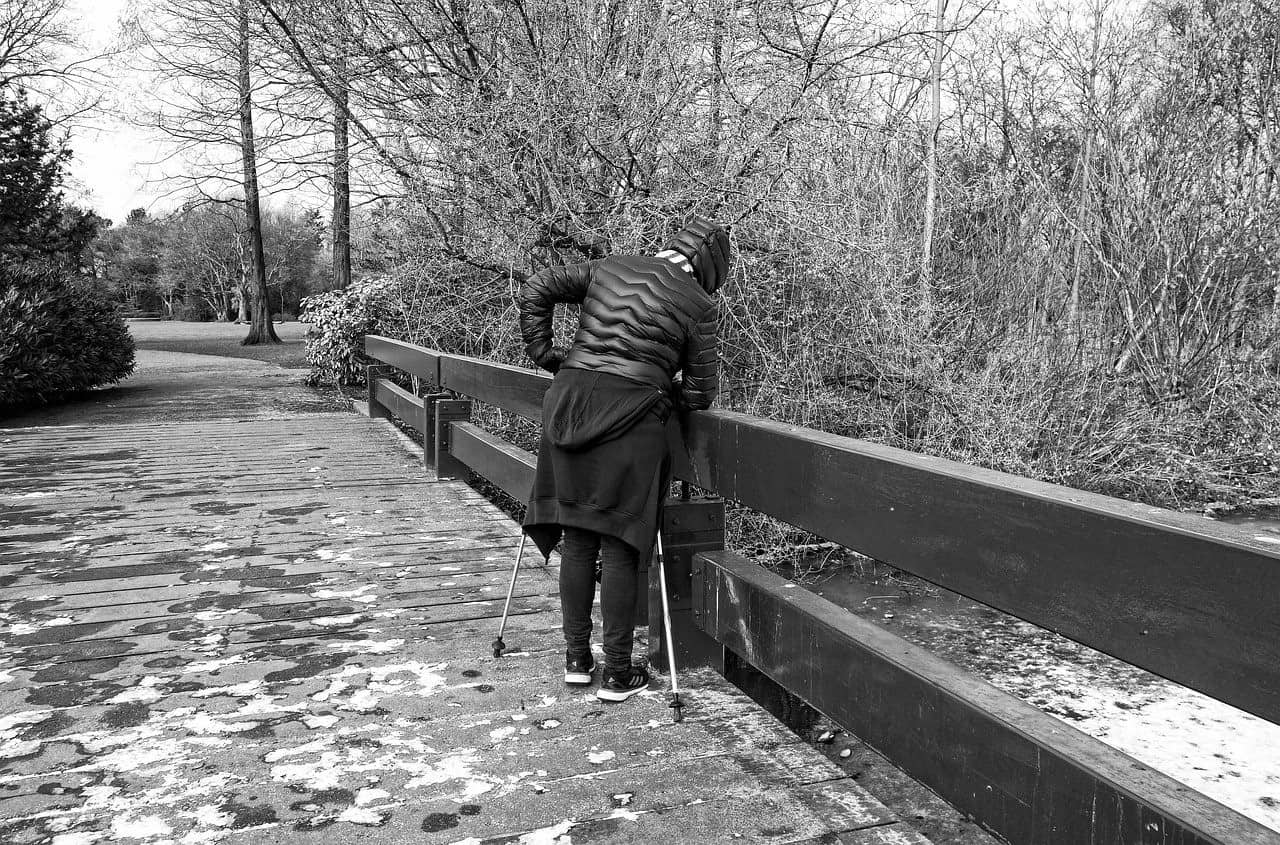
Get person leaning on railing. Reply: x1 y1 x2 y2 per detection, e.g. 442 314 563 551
517 217 730 702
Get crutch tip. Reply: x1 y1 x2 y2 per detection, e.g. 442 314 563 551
669 694 684 722
492 638 505 658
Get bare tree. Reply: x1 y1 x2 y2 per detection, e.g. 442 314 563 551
0 0 77 89
236 0 277 343
130 0 289 342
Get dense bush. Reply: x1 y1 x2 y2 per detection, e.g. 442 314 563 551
299 277 406 387
0 261 136 409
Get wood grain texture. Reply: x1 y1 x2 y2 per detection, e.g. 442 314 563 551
438 354 551 420
693 550 1278 845
678 410 1280 724
449 422 536 501
364 334 441 383
371 378 425 433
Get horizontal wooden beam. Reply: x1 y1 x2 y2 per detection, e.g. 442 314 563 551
438 354 551 421
372 379 424 432
364 335 441 385
693 550 1276 845
449 422 535 501
362 339 1280 722
680 411 1280 724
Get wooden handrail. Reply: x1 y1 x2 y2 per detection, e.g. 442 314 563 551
362 334 1280 844
363 334 1280 725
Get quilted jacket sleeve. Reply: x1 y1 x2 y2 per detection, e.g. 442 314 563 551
518 261 595 372
678 301 719 410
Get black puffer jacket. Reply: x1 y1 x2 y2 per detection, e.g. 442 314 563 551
518 219 729 410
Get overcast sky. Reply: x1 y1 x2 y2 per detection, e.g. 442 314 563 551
55 0 173 223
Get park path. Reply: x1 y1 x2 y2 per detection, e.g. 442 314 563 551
0 351 930 844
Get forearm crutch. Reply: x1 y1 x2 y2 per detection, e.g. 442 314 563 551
492 532 528 658
655 529 684 722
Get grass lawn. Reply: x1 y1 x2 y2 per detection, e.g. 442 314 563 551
129 319 312 369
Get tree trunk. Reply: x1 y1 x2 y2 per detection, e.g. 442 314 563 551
238 0 279 345
919 0 945 328
332 76 352 289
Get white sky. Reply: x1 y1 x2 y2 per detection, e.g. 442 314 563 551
58 0 172 224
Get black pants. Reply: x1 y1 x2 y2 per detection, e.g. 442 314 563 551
560 526 639 671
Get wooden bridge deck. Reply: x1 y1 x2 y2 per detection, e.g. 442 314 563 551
0 399 931 842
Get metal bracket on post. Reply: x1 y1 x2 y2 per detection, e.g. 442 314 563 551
365 364 393 420
434 398 471 481
418 391 451 472
649 497 726 673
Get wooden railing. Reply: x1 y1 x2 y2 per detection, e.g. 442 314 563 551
362 334 1280 845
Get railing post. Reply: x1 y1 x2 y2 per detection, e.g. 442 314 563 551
418 390 451 471
650 496 725 673
434 398 471 481
365 364 393 420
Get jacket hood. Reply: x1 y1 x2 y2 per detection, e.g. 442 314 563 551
661 217 730 294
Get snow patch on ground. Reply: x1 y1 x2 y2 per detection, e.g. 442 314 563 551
517 819 574 845
310 613 365 627
111 814 172 839
107 677 166 704
182 713 261 735
191 680 264 699
6 616 76 636
331 638 405 655
184 655 245 675
311 585 379 603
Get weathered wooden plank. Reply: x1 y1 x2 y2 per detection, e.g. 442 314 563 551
371 377 427 433
680 410 1280 725
0 477 441 502
0 538 519 584
694 550 1275 845
363 334 441 384
2 570 548 624
0 512 511 556
0 502 504 540
3 589 559 657
6 594 559 668
449 422 536 501
0 544 523 595
438 353 551 420
0 613 566 707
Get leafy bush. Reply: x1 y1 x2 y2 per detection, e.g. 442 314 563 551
300 276 406 387
0 261 136 409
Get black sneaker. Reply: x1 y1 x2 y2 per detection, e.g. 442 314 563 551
564 650 596 685
597 666 650 702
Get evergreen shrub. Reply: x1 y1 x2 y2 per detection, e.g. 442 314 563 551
0 261 136 409
300 276 405 387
